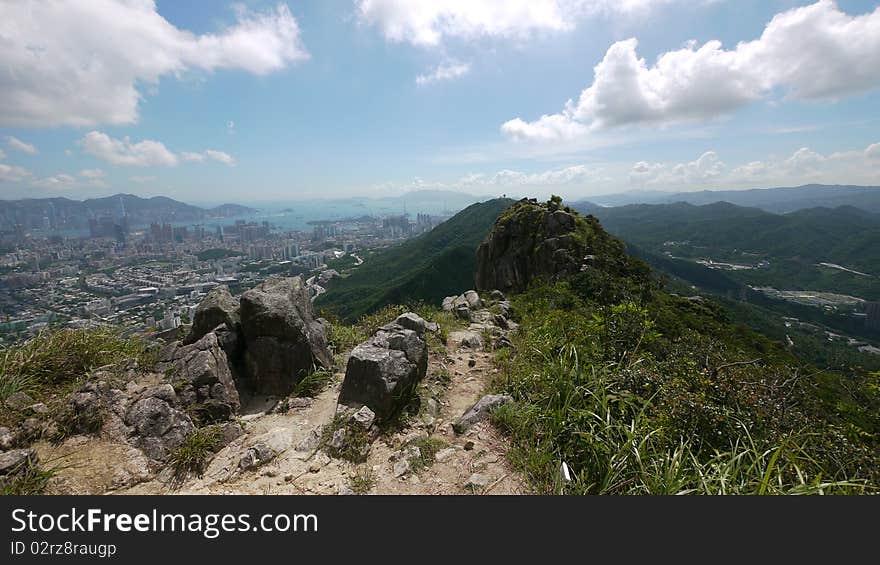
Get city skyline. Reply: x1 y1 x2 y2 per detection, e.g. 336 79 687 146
0 0 879 203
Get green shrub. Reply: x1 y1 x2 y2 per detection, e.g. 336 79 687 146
168 427 222 485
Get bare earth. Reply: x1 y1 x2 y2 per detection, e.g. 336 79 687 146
37 330 527 496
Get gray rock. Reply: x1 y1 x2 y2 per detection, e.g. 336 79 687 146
394 313 426 335
457 332 484 350
464 290 483 309
238 443 276 471
0 448 36 476
435 447 457 463
185 285 240 345
124 396 194 461
294 429 321 452
393 459 411 478
425 398 440 418
350 406 376 430
215 421 245 448
465 473 490 490
4 392 35 411
157 331 240 422
27 402 49 415
0 427 15 451
329 428 347 451
337 315 428 423
453 394 513 434
441 296 456 311
454 303 471 321
293 397 316 409
239 277 333 396
490 290 506 301
338 486 356 495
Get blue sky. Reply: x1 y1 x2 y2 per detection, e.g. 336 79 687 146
0 0 878 203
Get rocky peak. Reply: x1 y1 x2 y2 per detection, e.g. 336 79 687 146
475 197 596 293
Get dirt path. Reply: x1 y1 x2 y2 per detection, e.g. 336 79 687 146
113 330 526 495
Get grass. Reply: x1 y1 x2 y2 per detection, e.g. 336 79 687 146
0 456 56 495
167 426 222 486
404 436 447 473
348 465 376 494
52 403 106 443
0 327 153 403
321 413 372 463
291 368 334 398
491 281 878 495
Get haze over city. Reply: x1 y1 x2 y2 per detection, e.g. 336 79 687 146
1 0 879 203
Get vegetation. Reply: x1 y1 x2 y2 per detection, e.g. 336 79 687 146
291 368 335 397
0 327 153 403
167 426 223 485
317 198 514 321
347 465 376 494
492 274 878 494
404 436 447 473
0 457 56 495
321 413 372 463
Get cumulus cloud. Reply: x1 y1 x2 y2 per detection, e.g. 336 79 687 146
79 132 179 167
6 136 38 154
0 149 5 161
78 131 235 168
0 1 309 127
34 174 78 189
630 151 726 186
503 1 880 141
130 176 157 184
356 0 680 46
631 143 880 189
416 61 471 85
866 143 880 160
182 150 236 165
79 169 106 180
0 163 32 183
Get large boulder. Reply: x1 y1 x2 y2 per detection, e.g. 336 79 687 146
239 277 333 395
157 331 240 422
185 285 240 345
337 313 428 422
123 392 194 462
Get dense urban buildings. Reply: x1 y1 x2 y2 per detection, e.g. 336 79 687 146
0 209 448 346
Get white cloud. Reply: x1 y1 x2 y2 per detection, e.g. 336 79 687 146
78 131 235 168
130 176 156 184
416 61 471 85
0 1 309 127
630 151 726 186
356 0 681 47
866 143 880 161
6 136 38 154
79 131 179 167
503 1 880 141
630 143 880 190
34 174 78 189
181 150 236 165
0 149 5 161
0 163 32 183
79 169 106 180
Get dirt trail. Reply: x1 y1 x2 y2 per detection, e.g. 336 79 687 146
110 330 526 495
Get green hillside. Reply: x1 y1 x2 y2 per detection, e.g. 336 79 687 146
577 202 880 300
316 198 514 321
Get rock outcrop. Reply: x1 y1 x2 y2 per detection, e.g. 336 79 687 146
184 285 240 345
239 277 333 395
337 313 429 422
157 332 240 423
474 198 591 293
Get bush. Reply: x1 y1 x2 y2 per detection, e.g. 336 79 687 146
167 427 222 485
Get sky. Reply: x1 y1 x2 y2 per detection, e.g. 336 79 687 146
0 0 879 204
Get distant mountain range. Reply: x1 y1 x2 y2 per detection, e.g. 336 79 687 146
0 193 256 232
582 184 880 214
